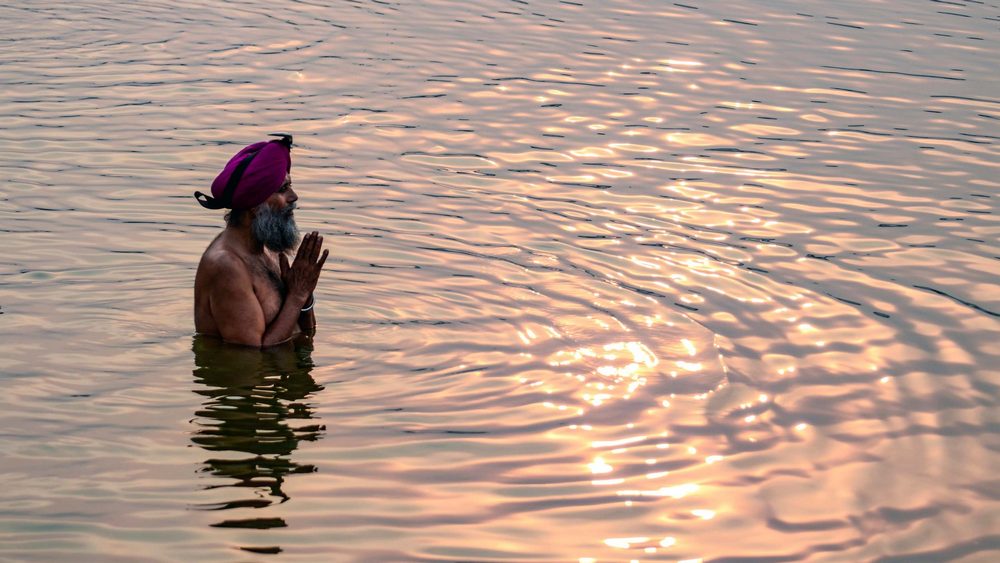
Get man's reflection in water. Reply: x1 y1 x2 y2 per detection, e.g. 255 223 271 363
191 335 324 529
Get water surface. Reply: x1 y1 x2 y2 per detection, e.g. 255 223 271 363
1 0 999 561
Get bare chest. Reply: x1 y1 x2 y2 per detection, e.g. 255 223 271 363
249 257 286 324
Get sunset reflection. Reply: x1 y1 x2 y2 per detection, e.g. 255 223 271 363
3 0 996 560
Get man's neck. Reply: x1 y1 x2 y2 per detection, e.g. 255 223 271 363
224 220 265 255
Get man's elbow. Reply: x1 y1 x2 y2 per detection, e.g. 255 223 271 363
222 335 264 348
260 333 297 348
218 328 265 348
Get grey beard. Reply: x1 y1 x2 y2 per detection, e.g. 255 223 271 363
251 202 300 253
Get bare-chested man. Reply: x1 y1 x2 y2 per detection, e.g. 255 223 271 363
193 134 328 347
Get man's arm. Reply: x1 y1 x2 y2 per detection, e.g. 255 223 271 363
208 253 307 348
298 294 316 334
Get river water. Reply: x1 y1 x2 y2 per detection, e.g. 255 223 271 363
1 0 998 561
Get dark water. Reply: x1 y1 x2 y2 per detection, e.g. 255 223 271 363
1 0 998 560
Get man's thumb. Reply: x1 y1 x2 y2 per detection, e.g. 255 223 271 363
279 253 290 277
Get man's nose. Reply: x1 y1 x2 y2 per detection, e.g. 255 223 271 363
287 187 298 204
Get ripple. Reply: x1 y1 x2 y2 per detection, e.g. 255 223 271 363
1 0 998 560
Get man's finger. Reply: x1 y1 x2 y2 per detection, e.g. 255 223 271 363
313 236 324 261
305 233 319 262
296 232 315 263
317 249 329 270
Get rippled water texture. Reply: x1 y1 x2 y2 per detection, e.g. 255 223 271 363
2 0 999 560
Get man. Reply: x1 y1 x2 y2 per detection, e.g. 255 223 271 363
194 134 328 347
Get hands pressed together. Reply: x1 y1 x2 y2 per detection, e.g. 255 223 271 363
279 231 329 303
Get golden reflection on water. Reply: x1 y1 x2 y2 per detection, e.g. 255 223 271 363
1 0 998 560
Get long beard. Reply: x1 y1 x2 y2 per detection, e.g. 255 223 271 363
251 202 300 253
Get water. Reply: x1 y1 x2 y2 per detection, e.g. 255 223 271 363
1 0 998 560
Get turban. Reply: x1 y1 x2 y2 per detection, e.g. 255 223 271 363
195 134 292 210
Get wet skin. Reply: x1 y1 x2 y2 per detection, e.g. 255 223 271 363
194 180 329 348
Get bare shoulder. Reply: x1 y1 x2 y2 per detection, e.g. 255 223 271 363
198 240 250 282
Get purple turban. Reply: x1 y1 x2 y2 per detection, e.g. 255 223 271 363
195 134 292 210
